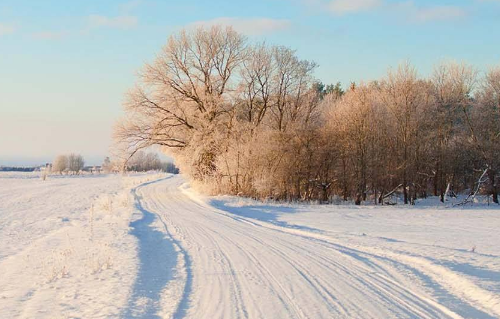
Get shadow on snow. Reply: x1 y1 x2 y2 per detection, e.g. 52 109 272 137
209 199 318 233
122 178 190 319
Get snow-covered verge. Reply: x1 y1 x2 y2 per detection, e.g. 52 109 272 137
0 172 166 319
208 194 500 255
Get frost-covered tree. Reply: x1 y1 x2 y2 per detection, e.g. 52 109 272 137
379 63 431 204
128 151 161 171
324 83 383 204
115 25 500 204
67 154 84 175
116 25 318 196
429 62 477 201
102 157 113 173
471 66 500 203
52 155 68 174
116 27 245 147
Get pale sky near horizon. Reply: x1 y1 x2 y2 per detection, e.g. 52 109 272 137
1 0 499 165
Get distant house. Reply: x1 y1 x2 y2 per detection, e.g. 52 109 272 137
82 166 102 174
40 163 52 172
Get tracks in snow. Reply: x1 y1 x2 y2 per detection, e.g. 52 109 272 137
126 176 499 319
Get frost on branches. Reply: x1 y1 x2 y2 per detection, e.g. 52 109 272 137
115 26 500 204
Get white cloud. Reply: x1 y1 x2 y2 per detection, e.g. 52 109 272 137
119 0 143 13
413 6 466 22
189 17 291 36
31 30 69 40
296 0 466 22
328 0 382 15
0 23 15 36
394 2 466 23
87 15 138 30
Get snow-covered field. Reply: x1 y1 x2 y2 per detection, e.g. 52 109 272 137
1 173 499 318
0 172 164 318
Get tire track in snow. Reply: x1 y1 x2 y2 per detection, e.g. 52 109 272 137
134 175 492 318
221 219 456 318
213 203 500 318
178 189 464 317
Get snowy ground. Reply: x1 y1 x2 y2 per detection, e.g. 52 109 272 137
0 172 164 318
1 173 499 318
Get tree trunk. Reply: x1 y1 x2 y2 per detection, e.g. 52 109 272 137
403 176 408 205
433 161 439 196
342 157 348 201
488 168 499 204
322 186 328 203
355 193 362 205
403 141 408 205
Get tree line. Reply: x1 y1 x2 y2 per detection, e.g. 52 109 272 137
52 154 85 174
122 151 179 173
50 152 178 175
116 26 500 204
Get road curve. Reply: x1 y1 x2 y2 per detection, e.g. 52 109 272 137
132 175 497 319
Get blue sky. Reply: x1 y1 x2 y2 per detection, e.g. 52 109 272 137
1 0 499 165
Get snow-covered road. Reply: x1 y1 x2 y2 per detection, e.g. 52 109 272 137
1 173 498 318
129 175 500 319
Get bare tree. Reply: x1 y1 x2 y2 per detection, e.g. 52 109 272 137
102 157 113 173
116 26 247 175
238 43 274 127
67 154 85 175
380 62 428 204
52 155 68 174
472 66 500 203
430 62 477 201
